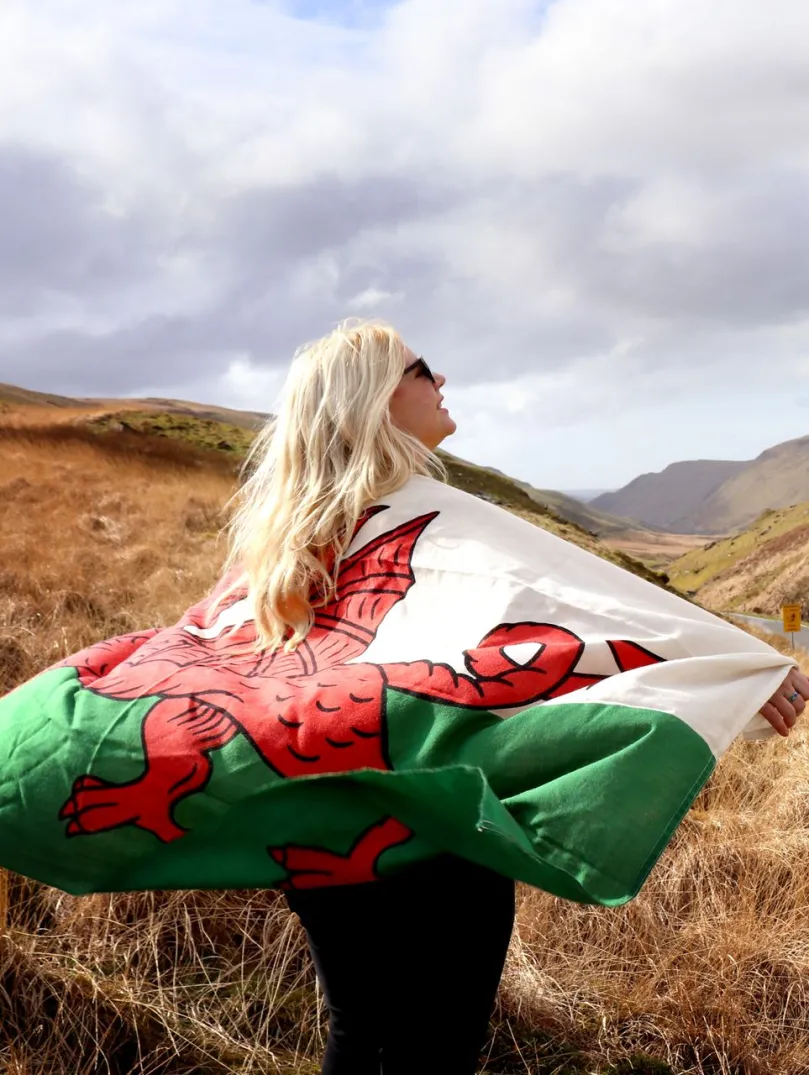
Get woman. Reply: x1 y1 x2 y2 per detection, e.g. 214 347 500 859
220 318 809 1074
222 320 516 1074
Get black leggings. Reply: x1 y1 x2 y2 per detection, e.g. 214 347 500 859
284 854 515 1075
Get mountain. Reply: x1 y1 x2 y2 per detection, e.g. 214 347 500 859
590 460 746 532
668 499 809 615
686 435 809 533
592 434 809 534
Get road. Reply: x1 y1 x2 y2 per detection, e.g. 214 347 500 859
728 613 809 652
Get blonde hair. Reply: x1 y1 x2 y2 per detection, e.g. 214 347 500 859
221 319 445 651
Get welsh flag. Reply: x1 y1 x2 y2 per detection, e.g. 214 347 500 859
0 476 793 903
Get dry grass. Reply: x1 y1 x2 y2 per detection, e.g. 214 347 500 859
668 502 809 616
0 423 232 692
2 423 809 1074
505 718 809 1074
605 531 721 571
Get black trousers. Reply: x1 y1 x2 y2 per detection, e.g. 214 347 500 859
284 854 515 1075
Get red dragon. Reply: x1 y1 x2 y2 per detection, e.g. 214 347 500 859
58 507 662 888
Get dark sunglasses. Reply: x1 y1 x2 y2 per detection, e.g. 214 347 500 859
403 357 436 383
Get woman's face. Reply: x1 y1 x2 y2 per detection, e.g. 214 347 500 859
388 348 456 450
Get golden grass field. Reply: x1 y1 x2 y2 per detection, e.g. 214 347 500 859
1 416 809 1074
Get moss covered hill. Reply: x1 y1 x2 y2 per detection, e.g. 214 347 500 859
668 500 809 615
84 410 257 455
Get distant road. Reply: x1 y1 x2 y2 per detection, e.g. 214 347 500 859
728 613 809 652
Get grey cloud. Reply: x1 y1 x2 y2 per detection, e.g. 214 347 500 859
496 171 809 330
0 167 465 394
4 142 809 402
591 173 809 326
0 144 159 318
213 174 449 274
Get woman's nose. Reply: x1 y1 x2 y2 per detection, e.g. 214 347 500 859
435 372 446 388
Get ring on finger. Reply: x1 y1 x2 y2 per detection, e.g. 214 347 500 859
787 691 800 703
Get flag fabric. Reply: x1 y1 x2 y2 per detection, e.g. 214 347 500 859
0 476 794 903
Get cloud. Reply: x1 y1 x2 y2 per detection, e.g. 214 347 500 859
0 145 159 318
1 0 809 484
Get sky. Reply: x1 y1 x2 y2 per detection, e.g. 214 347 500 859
2 0 809 491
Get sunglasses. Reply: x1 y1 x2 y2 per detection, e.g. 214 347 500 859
403 357 436 383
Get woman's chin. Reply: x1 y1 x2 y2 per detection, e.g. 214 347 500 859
432 417 456 447
416 414 457 450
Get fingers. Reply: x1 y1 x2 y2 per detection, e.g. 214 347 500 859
759 701 792 737
781 670 808 717
777 691 801 727
759 670 808 737
783 680 807 718
790 668 809 701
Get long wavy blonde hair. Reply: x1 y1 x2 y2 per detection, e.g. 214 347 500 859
221 319 445 651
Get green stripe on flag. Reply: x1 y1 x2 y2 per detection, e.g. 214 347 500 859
0 670 714 903
383 687 716 904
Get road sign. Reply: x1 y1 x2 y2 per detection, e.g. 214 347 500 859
782 604 802 633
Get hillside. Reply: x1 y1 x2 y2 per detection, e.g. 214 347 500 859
84 409 257 455
95 396 269 431
669 500 809 615
590 459 746 531
2 410 809 1074
0 386 673 592
561 487 613 502
2 382 655 550
602 528 712 571
592 434 809 534
79 416 673 585
460 460 646 537
437 452 670 586
24 405 672 587
0 381 81 408
1 380 268 431
522 485 648 537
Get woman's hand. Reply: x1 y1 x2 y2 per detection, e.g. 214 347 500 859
759 667 809 736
